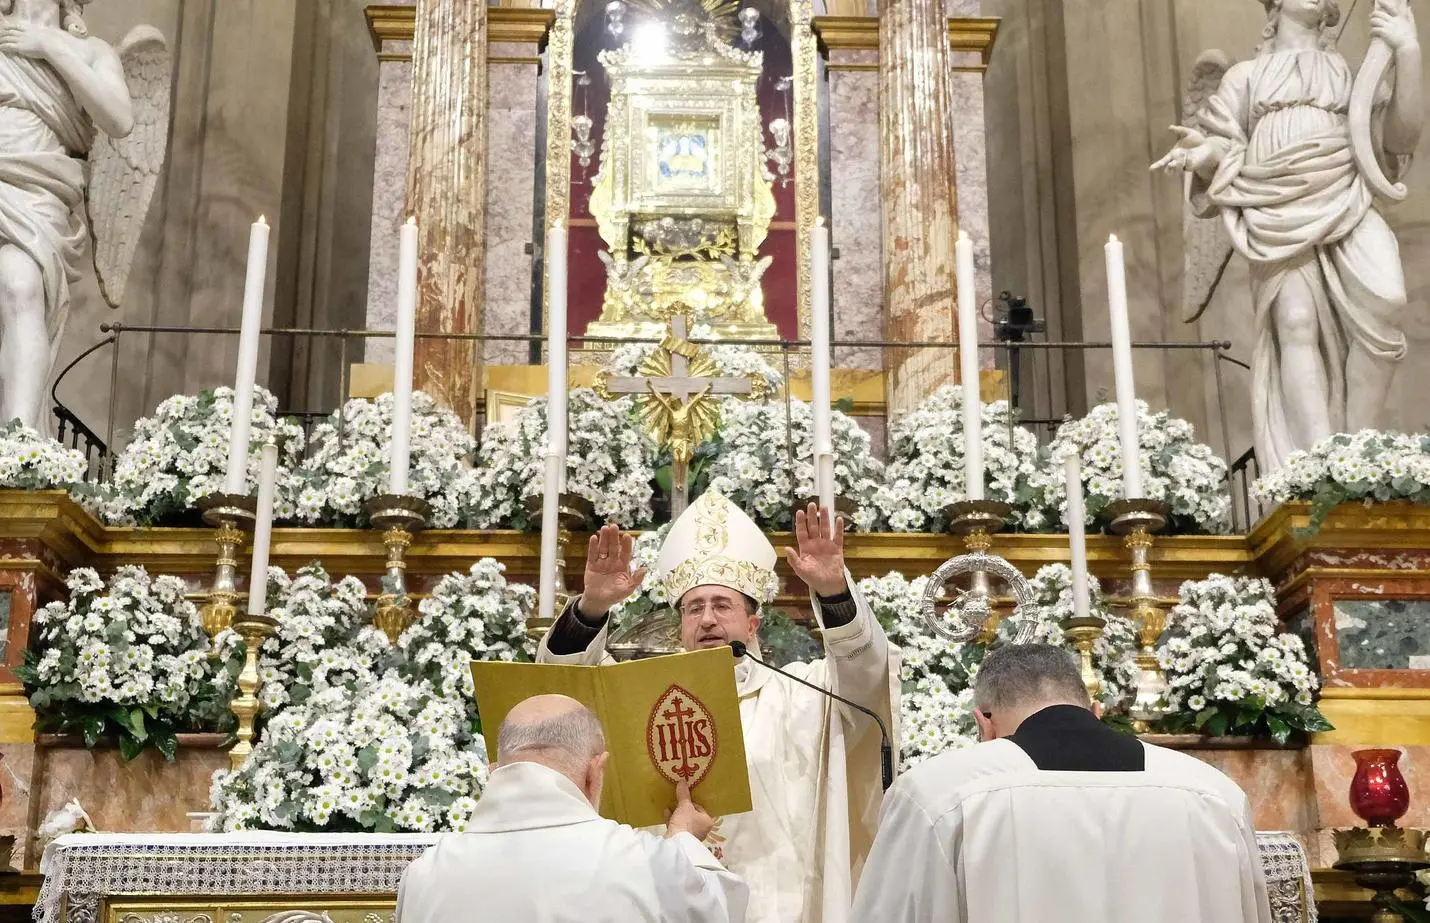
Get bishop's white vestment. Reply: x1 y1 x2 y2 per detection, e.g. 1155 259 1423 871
538 582 897 923
396 761 748 923
851 709 1273 923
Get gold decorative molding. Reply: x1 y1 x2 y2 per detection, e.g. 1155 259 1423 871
0 695 35 744
812 15 1000 67
366 5 555 52
1312 691 1430 746
1249 500 1430 582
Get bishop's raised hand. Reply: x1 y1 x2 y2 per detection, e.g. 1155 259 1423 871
783 503 849 598
576 523 648 619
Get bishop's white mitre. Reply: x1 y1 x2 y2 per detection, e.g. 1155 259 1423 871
655 490 777 605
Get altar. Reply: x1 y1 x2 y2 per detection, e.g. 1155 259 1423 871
36 832 1317 923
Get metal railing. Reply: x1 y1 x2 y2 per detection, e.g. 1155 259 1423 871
51 322 1257 529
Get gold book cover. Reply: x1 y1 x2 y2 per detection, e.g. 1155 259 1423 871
472 647 752 829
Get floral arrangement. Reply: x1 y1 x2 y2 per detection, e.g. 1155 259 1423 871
214 565 391 713
702 399 885 530
1024 401 1232 535
400 559 535 702
208 671 487 832
607 525 674 633
605 325 784 395
89 387 304 526
871 386 1041 532
1015 564 1140 710
18 567 233 760
859 571 980 765
1157 574 1330 743
0 420 88 488
295 392 479 529
1252 430 1430 531
470 389 658 530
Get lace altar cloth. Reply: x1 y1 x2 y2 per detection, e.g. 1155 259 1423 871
36 830 1317 923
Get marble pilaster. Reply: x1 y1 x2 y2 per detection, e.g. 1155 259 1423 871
827 49 882 371
483 44 540 367
877 0 959 415
406 0 488 425
365 39 414 367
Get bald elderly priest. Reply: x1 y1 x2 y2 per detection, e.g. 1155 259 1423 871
538 490 898 923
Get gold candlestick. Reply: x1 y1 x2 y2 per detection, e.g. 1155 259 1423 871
1334 827 1430 923
523 493 595 642
1062 615 1106 701
365 495 430 644
228 612 276 770
1106 499 1170 731
945 499 1013 641
198 494 257 639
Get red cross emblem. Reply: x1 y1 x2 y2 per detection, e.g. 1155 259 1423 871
647 684 718 787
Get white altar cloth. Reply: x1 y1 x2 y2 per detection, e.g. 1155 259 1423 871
35 830 1317 923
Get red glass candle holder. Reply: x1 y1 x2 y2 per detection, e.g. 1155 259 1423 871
1349 748 1410 827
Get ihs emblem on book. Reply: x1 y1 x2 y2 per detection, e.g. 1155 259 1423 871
647 684 719 786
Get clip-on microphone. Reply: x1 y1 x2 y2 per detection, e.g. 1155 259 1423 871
729 640 894 791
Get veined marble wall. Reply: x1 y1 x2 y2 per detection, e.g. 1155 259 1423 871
364 22 540 368
986 0 1430 468
828 50 881 371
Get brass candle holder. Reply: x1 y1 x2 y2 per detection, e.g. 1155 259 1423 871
365 494 431 644
944 499 1013 642
522 493 596 642
227 610 277 770
198 493 258 639
1333 827 1430 923
1106 498 1171 732
1062 614 1106 701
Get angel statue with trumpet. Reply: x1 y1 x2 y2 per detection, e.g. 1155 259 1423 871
0 0 169 430
1154 0 1422 474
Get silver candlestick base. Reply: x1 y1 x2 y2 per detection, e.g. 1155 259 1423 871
365 494 430 644
198 493 257 639
1105 498 1171 731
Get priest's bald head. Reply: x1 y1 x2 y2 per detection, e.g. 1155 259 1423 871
972 644 1099 741
497 694 609 808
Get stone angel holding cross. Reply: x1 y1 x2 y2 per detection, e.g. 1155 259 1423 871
0 0 171 429
1153 0 1422 474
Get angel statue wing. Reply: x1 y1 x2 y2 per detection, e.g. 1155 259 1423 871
86 26 173 309
1177 49 1236 324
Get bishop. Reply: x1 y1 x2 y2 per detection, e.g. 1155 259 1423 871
537 491 898 923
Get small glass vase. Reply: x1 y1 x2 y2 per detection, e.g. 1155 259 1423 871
1349 748 1410 827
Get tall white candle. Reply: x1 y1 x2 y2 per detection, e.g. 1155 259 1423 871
810 218 834 512
389 217 419 495
956 230 983 501
1064 453 1091 622
1105 234 1143 499
537 221 570 625
247 442 279 617
224 216 270 497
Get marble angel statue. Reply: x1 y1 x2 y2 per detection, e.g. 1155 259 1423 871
0 0 170 429
1153 0 1422 474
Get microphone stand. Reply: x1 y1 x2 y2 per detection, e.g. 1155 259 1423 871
730 641 894 791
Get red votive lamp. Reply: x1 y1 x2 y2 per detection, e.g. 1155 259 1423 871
1349 748 1410 827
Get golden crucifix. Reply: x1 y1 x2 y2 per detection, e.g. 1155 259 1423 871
595 313 768 516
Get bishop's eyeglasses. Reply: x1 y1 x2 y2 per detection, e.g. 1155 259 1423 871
678 599 741 620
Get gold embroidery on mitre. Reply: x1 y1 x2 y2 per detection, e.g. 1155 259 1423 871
693 491 729 557
664 556 770 604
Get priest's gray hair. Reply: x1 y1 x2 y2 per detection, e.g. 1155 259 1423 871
497 701 607 769
973 644 1091 713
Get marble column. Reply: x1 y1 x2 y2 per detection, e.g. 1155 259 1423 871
878 0 959 415
827 48 882 372
405 0 488 425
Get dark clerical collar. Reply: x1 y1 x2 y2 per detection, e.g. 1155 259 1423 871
1006 704 1145 772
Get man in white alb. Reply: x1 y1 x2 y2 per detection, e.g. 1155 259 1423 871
396 693 747 923
852 644 1273 923
538 491 898 923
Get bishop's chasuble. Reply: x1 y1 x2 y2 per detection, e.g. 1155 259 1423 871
538 586 897 923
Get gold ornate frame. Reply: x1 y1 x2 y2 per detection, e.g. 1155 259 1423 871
543 0 818 343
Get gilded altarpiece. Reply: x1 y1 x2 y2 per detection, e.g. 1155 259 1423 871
543 0 818 344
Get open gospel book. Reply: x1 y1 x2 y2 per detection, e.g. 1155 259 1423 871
471 646 752 829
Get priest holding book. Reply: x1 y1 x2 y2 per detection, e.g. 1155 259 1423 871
537 490 898 923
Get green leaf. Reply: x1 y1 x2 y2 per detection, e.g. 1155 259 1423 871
1291 706 1335 734
654 466 673 494
1193 707 1218 729
81 715 105 748
1204 711 1231 737
151 725 180 761
834 396 855 413
1265 715 1292 745
357 746 378 772
117 733 145 762
129 708 148 741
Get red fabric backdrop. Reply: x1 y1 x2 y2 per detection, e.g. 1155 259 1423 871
566 20 798 339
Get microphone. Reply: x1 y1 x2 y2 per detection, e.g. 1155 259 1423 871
729 640 894 791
